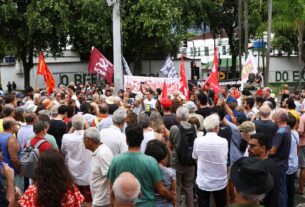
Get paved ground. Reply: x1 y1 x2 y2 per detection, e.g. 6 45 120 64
296 194 305 206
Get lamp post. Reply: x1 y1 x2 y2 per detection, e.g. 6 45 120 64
107 0 123 94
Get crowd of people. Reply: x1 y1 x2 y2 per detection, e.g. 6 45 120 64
0 79 303 207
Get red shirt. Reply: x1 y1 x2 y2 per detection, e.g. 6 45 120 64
18 184 84 207
30 137 53 153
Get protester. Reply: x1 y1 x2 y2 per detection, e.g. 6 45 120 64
145 139 176 207
112 172 141 207
229 157 274 207
18 149 84 206
100 108 128 156
108 124 175 206
169 106 196 207
84 127 113 207
193 114 228 207
61 114 92 204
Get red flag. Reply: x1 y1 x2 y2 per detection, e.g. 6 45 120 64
37 52 56 95
179 55 189 100
161 81 167 99
88 47 113 84
37 51 47 75
203 48 220 103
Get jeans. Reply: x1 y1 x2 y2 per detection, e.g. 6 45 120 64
196 186 227 207
286 172 296 207
278 171 287 207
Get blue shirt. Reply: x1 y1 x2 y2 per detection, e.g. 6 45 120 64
287 130 299 174
228 122 243 165
270 126 291 173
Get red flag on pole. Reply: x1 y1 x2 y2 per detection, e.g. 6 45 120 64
179 55 189 100
88 47 114 84
203 48 220 103
37 52 55 95
161 81 167 99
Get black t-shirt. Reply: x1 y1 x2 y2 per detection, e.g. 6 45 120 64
196 107 212 119
163 114 178 130
48 119 67 149
218 123 232 165
254 120 278 150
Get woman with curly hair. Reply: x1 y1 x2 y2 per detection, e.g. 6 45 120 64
18 149 84 207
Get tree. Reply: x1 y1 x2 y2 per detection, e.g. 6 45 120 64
68 0 186 75
272 0 305 86
0 0 71 89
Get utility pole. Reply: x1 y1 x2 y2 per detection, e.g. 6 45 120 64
107 0 123 94
244 0 249 59
266 0 272 86
238 0 242 72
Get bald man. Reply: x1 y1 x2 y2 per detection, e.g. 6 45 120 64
253 105 278 149
112 172 141 207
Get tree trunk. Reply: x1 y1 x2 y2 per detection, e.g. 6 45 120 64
265 0 272 86
21 49 34 90
298 25 304 87
226 29 238 78
238 0 242 72
244 0 249 59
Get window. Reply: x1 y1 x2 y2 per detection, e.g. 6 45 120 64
197 47 201 56
222 46 226 55
204 47 209 56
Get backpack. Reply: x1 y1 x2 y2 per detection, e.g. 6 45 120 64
176 124 197 166
20 139 47 178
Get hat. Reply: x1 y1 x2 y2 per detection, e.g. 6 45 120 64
231 157 274 195
16 93 24 99
106 96 114 104
263 87 272 92
183 101 197 112
256 89 263 96
25 103 38 113
42 98 54 109
161 99 172 109
226 96 237 104
238 121 255 132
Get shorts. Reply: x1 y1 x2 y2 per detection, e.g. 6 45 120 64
299 146 305 168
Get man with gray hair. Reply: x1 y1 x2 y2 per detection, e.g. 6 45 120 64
193 113 228 206
100 108 128 156
253 105 278 150
112 172 141 207
169 106 196 207
61 114 92 204
269 108 291 207
84 127 113 207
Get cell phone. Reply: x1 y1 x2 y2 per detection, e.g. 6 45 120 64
218 93 224 99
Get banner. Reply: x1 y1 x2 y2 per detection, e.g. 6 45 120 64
159 55 178 78
203 48 220 102
88 47 113 84
124 76 179 95
122 56 133 76
241 53 258 85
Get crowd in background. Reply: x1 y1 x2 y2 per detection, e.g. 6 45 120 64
0 79 303 207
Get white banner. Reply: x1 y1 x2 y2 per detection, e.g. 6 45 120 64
124 75 180 94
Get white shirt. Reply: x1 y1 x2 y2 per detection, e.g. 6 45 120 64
144 98 157 109
140 130 156 153
90 144 113 206
100 125 128 156
61 130 92 186
192 132 228 191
